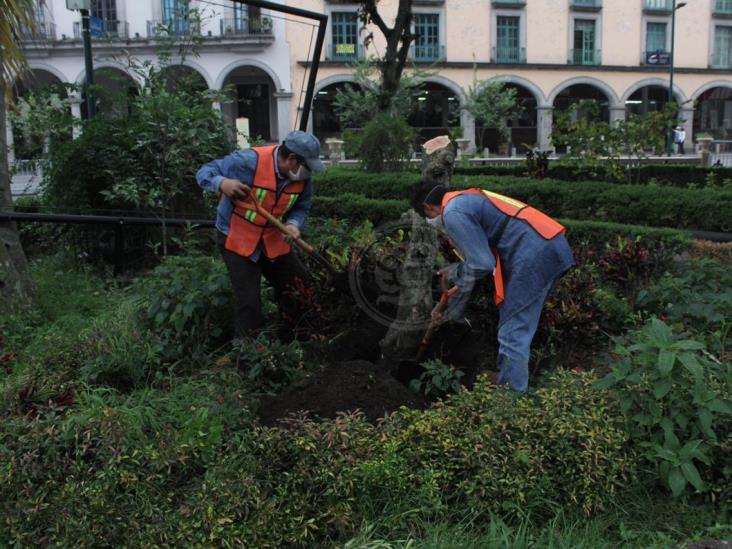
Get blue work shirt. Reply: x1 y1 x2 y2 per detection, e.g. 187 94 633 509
441 193 575 322
196 146 313 261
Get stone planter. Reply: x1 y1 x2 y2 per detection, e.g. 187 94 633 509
325 137 344 166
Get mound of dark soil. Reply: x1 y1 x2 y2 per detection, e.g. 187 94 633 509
258 360 425 426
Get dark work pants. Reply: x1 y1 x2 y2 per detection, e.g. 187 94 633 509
217 230 309 338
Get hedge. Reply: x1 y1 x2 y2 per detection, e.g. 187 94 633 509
310 196 692 254
313 170 732 233
453 163 732 187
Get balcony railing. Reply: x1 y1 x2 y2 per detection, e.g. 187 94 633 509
714 0 732 15
570 0 602 9
569 48 601 65
325 42 365 62
220 16 272 36
73 20 129 39
710 52 732 68
492 45 526 63
410 44 446 62
20 22 56 41
147 19 200 38
491 0 526 6
644 0 673 12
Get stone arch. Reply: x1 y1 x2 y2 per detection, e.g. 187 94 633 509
215 58 283 92
548 76 620 107
14 63 68 88
485 74 546 106
174 59 214 90
219 62 280 142
691 80 732 102
73 62 139 86
159 64 209 93
311 76 363 142
422 74 466 103
621 78 687 105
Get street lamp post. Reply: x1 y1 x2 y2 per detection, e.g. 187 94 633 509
667 0 687 156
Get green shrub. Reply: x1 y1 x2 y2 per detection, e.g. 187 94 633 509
409 358 465 399
453 164 732 188
596 318 731 500
389 370 636 518
314 170 732 233
342 113 416 172
129 254 232 362
235 333 307 391
637 258 732 334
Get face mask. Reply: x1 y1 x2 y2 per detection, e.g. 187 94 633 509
288 164 311 182
426 215 444 229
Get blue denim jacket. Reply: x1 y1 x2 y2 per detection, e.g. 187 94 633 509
196 146 313 260
441 193 575 322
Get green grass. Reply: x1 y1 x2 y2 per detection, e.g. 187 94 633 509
342 495 731 548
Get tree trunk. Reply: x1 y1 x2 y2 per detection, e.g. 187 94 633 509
0 89 34 315
379 210 438 361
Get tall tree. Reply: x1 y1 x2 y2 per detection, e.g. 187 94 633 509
358 0 415 112
0 0 35 313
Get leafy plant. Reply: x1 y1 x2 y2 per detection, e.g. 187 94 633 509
235 332 306 390
463 79 519 154
343 112 416 172
410 359 464 399
130 254 232 363
595 318 731 498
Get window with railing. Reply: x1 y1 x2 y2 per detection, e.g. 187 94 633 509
644 0 673 12
331 12 359 61
570 0 602 9
20 0 55 41
571 19 600 64
222 3 271 35
712 25 732 68
714 0 732 15
162 0 190 34
413 13 441 61
495 15 523 62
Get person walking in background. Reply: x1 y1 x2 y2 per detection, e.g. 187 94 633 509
674 125 686 155
197 131 326 339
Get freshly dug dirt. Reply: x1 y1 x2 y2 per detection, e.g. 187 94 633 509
258 360 425 426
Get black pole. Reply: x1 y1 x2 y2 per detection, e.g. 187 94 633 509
80 8 96 119
233 0 328 131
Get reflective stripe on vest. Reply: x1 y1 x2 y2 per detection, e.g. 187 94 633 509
225 145 305 259
441 188 566 306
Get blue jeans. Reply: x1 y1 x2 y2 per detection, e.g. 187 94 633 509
496 279 557 393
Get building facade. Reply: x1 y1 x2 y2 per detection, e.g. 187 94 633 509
289 0 732 154
9 0 295 195
9 0 732 194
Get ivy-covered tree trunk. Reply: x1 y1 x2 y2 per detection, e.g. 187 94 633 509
0 89 33 314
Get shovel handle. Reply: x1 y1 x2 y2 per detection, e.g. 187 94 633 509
246 194 315 254
416 286 459 361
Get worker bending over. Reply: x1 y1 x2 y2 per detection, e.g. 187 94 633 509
410 180 575 393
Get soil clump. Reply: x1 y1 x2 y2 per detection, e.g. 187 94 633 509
258 360 426 426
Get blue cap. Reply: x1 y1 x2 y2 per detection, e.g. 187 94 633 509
284 130 326 173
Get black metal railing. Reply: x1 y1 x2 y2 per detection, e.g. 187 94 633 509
19 22 56 41
147 19 200 38
220 16 273 36
73 19 129 39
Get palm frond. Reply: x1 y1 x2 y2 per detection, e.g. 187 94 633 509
0 0 37 88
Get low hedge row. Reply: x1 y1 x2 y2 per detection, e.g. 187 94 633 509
453 163 732 187
310 196 691 254
313 171 732 233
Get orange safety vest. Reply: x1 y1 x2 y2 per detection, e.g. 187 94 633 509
224 145 305 259
441 188 566 306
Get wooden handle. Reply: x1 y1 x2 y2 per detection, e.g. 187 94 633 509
247 195 315 254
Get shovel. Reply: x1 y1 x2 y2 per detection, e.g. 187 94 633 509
415 285 460 362
244 193 340 277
